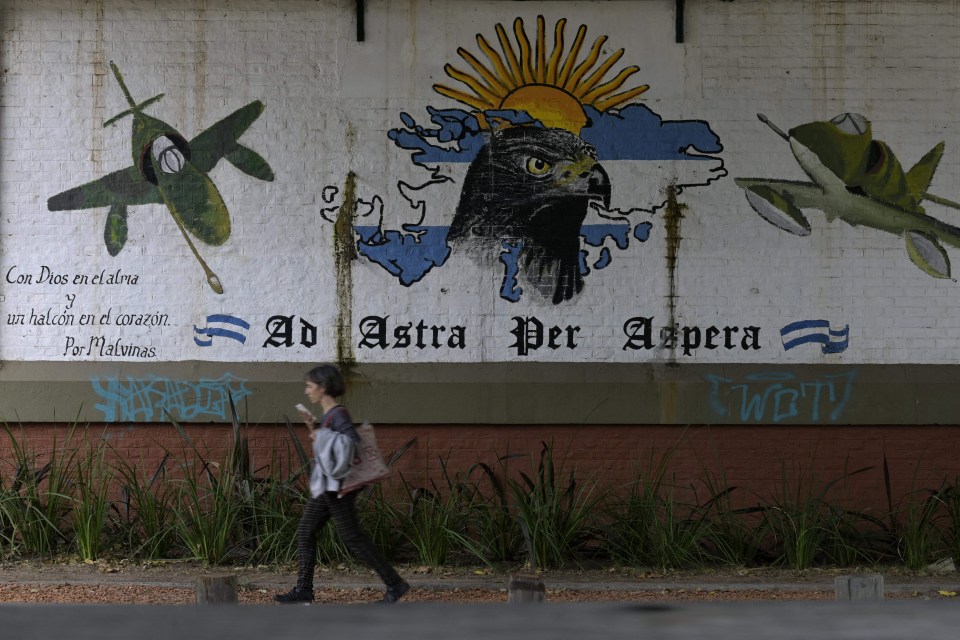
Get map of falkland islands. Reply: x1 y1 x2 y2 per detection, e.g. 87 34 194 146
324 16 726 304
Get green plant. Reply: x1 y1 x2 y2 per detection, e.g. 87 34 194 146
898 490 945 570
508 442 599 569
313 516 352 565
764 505 827 570
398 456 476 566
244 444 310 564
451 456 527 567
0 477 19 554
173 460 246 564
0 425 79 556
698 469 763 567
168 397 324 565
349 437 416 563
759 460 872 570
113 453 176 559
602 448 710 569
402 485 457 565
357 485 405 561
167 410 246 564
881 455 949 570
938 478 960 565
72 440 113 561
820 505 882 567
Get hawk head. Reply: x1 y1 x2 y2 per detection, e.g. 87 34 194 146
449 126 611 303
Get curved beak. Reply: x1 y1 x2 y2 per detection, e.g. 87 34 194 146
587 163 611 208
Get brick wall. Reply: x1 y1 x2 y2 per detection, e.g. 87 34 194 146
4 422 957 515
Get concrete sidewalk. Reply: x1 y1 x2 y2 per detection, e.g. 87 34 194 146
1 563 958 595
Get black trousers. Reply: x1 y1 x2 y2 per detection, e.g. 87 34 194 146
296 490 401 591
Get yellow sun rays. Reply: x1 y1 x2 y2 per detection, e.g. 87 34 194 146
433 16 649 133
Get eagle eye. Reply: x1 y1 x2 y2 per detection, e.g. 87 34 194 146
525 156 553 176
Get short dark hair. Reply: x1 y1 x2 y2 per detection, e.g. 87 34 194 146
304 364 346 397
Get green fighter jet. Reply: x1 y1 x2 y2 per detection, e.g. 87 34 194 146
48 62 274 293
735 113 960 279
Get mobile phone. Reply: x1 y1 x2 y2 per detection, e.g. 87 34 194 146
295 403 316 420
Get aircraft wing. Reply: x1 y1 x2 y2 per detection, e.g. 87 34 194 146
190 101 274 181
734 178 827 236
48 166 162 211
733 178 825 209
166 163 231 246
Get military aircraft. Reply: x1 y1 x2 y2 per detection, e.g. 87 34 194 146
735 113 960 279
48 62 274 293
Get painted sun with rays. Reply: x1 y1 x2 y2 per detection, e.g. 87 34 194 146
433 16 650 135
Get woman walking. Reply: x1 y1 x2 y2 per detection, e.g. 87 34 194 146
275 364 409 604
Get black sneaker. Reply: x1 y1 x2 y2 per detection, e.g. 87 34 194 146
274 587 314 604
380 580 410 604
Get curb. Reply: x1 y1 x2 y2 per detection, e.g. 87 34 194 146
3 576 959 594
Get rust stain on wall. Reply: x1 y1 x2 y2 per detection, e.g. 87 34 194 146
660 379 678 424
812 0 849 105
89 0 106 172
334 171 358 369
663 184 686 365
194 0 207 126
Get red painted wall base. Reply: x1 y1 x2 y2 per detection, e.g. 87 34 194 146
1 423 954 515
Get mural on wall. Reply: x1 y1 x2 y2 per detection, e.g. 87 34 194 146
47 62 275 294
193 314 251 347
325 16 726 304
736 113 960 279
780 319 849 354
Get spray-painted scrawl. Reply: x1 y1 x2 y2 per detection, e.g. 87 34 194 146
736 113 960 279
327 16 726 304
47 62 275 294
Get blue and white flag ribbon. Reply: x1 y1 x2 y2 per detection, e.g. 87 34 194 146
194 314 250 346
780 319 849 354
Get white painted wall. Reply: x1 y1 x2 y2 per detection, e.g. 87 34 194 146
3 0 960 365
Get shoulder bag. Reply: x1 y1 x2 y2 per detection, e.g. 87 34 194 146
339 421 391 497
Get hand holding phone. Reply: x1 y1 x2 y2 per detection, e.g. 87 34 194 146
295 403 317 426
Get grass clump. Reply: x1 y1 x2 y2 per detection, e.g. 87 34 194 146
601 447 710 569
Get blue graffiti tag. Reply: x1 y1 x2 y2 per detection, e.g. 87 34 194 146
91 373 251 422
704 370 856 423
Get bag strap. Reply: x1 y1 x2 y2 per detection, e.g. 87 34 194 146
320 405 347 430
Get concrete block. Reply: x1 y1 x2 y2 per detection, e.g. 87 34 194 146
196 574 238 605
508 574 545 604
835 575 884 601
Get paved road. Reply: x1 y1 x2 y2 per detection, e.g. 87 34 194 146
3 601 960 639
